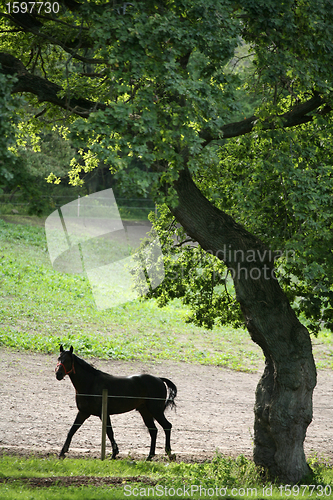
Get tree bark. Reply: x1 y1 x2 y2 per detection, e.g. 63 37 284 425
170 168 317 483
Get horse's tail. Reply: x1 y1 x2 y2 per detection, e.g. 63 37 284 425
160 377 177 410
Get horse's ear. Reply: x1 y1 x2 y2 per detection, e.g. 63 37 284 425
70 346 73 354
60 345 64 352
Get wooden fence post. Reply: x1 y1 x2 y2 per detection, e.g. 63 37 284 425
101 389 108 460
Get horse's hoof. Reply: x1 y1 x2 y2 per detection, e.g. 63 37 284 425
111 446 119 459
146 454 155 461
59 454 65 460
168 453 176 462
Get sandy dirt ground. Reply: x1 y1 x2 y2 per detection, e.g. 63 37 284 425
0 348 333 463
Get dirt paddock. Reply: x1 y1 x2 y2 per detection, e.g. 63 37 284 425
1 348 333 463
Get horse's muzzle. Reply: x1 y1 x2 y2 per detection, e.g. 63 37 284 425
56 368 64 380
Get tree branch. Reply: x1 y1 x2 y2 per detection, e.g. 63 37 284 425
0 53 106 117
199 94 332 146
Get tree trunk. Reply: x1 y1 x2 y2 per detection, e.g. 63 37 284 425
170 168 317 483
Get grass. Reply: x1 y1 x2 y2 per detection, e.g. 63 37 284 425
1 453 333 500
0 216 263 372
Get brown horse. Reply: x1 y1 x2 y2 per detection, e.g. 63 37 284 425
55 345 177 460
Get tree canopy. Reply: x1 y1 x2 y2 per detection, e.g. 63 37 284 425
1 0 333 331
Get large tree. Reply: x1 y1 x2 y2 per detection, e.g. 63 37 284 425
1 0 333 482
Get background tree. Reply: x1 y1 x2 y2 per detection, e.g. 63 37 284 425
0 87 81 213
1 0 333 482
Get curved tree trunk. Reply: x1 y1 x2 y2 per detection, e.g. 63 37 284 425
170 168 317 483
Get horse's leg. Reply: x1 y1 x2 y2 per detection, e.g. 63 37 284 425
153 413 173 458
100 414 119 459
59 411 89 458
138 408 158 461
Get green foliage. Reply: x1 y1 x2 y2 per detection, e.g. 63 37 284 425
143 206 244 329
14 129 77 215
191 117 333 333
64 0 241 201
0 92 79 215
241 0 333 95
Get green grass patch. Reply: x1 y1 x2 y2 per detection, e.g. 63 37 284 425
1 453 333 500
0 217 263 372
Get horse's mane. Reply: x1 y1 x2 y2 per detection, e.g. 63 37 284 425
73 354 99 375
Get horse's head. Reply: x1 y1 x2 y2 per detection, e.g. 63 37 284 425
55 345 75 380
